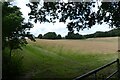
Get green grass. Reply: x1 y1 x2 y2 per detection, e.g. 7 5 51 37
21 43 117 79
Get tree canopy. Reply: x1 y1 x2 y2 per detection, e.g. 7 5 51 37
97 2 120 28
57 34 62 39
27 1 120 33
2 2 35 55
38 32 62 39
38 34 43 39
2 2 37 79
65 32 84 39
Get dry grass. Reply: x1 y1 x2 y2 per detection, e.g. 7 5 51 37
28 37 118 54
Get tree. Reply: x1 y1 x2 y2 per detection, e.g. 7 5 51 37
26 2 96 32
2 2 35 57
43 32 57 39
94 31 104 37
97 2 120 29
38 34 42 39
27 1 120 32
57 34 62 39
65 32 74 39
2 2 35 79
65 32 84 39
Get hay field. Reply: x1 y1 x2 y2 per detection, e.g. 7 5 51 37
28 37 118 53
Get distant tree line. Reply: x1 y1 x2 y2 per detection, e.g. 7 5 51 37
37 32 85 39
37 29 120 40
38 32 62 39
85 28 120 38
65 32 85 39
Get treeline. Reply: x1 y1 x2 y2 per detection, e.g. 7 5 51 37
37 29 120 39
38 32 62 39
37 32 85 39
85 28 120 38
65 32 85 39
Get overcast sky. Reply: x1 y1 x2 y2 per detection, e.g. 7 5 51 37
13 0 112 37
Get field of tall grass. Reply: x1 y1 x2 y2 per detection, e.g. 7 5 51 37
17 37 118 79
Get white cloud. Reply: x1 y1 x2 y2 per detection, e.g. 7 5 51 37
78 23 112 35
13 0 112 37
13 0 30 22
30 22 68 37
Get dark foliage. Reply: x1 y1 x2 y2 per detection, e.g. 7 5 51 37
27 1 97 32
2 2 35 55
27 1 120 32
2 2 35 79
42 32 57 39
38 34 43 39
97 2 120 28
57 34 62 39
39 32 62 39
65 32 85 39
